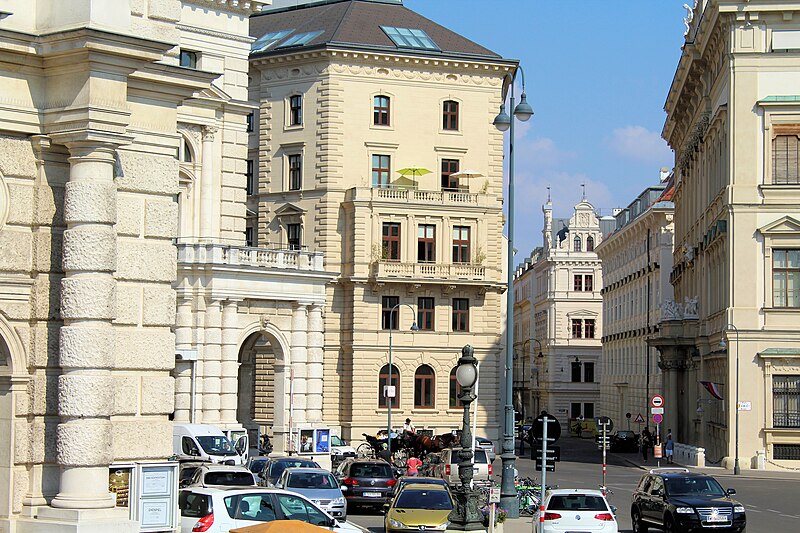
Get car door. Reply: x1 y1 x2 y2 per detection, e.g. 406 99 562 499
647 476 667 525
227 492 279 528
274 492 332 527
634 476 653 522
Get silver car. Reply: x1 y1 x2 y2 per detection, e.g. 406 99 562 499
475 437 496 462
276 467 348 520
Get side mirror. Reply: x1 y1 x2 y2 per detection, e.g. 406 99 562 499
726 488 736 496
189 448 200 457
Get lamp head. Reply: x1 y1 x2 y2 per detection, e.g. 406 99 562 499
493 103 511 132
513 93 534 121
455 344 479 388
719 337 727 349
410 321 419 332
574 356 580 363
537 351 544 358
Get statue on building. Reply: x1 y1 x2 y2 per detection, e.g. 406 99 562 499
661 298 683 321
683 3 694 36
684 296 699 319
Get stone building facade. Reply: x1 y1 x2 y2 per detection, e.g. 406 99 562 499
594 182 673 431
513 198 612 426
248 0 513 442
651 0 800 469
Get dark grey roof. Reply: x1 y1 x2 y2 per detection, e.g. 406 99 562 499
250 0 502 60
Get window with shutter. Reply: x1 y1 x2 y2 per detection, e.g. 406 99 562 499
772 126 800 184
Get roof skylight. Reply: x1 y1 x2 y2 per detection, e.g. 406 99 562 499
275 30 324 49
381 26 439 51
252 29 294 52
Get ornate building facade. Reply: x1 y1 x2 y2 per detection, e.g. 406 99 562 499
651 0 800 469
595 181 673 431
513 198 613 426
248 0 513 442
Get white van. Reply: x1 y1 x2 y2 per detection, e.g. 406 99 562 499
173 424 248 466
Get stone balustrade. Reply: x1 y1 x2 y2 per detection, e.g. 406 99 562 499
347 186 489 206
373 260 487 281
177 242 324 271
674 442 706 467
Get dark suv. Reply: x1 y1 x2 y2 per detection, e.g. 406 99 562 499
631 468 746 532
334 458 396 508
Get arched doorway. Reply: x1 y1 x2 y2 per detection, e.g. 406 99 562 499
237 330 287 452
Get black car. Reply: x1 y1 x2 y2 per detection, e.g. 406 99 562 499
631 468 746 532
334 458 396 508
610 430 639 452
257 456 320 487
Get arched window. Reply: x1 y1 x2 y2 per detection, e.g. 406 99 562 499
573 235 582 252
378 364 400 408
586 236 595 252
414 365 435 408
449 367 462 408
178 137 194 163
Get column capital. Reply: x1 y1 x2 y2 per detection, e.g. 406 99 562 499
202 125 219 141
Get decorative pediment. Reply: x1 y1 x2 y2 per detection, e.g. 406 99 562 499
758 216 800 235
196 84 232 103
274 203 306 217
566 309 598 318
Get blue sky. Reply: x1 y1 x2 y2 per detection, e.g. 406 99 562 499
404 0 687 260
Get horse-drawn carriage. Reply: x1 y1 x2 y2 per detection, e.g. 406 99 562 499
356 431 459 467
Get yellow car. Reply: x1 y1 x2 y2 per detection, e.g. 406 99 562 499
384 483 453 532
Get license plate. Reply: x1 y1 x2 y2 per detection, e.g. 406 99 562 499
707 515 728 523
363 492 381 498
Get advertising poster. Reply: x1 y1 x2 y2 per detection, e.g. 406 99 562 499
315 429 330 453
300 429 314 453
108 468 131 508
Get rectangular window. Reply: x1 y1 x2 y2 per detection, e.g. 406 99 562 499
571 402 581 419
179 49 198 68
571 362 582 383
584 362 595 383
372 154 391 188
246 159 255 195
289 95 302 126
571 319 582 339
418 297 434 331
773 134 800 184
441 159 460 190
584 319 595 339
373 95 390 126
245 227 254 247
382 222 401 261
573 275 583 292
585 275 593 292
584 403 595 419
452 226 470 263
288 154 302 190
246 112 254 133
452 298 469 332
774 375 800 428
417 224 436 262
443 100 459 130
286 223 301 250
382 296 399 330
773 249 800 308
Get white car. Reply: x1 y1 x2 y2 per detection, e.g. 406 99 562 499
178 486 367 533
532 489 618 533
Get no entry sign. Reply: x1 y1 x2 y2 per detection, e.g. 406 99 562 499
651 395 664 408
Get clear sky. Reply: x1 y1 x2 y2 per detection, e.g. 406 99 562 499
404 0 688 261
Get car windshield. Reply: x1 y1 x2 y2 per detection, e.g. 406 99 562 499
272 460 319 481
548 495 608 511
204 471 255 486
666 477 726 496
196 436 237 456
450 449 488 464
248 459 267 473
350 463 393 478
330 436 344 446
617 431 635 438
287 472 338 489
395 489 452 510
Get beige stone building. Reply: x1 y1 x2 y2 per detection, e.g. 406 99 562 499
513 198 612 427
594 181 673 431
248 0 514 442
651 0 800 469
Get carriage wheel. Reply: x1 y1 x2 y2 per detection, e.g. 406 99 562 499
393 449 408 467
357 442 375 459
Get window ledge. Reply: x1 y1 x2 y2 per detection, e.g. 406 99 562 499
284 124 304 132
411 408 440 414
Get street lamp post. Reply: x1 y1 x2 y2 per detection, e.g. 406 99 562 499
494 65 533 518
387 303 418 461
720 323 740 475
448 345 483 531
514 338 543 419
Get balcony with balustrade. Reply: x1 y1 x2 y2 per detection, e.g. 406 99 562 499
369 260 503 289
177 241 324 271
346 185 496 208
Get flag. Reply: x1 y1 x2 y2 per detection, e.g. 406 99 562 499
700 380 724 400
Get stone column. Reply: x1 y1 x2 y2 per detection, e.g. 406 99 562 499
306 303 324 423
199 126 217 241
290 303 309 424
173 297 194 423
52 141 118 510
202 299 223 424
220 300 241 427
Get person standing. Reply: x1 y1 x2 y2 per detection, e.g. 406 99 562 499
403 418 416 434
406 455 422 476
641 427 652 462
665 433 675 464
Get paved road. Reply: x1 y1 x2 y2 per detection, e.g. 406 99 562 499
349 437 800 532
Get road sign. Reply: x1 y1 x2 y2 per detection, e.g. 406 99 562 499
383 385 396 398
737 401 752 411
489 488 501 504
595 416 613 432
532 414 562 443
653 413 663 424
532 445 561 462
634 413 645 423
650 407 664 415
651 395 664 408
626 412 632 419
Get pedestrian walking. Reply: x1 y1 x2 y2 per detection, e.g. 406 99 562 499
641 427 652 462
665 433 674 464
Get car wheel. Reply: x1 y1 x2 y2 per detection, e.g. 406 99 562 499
664 514 681 533
631 508 648 532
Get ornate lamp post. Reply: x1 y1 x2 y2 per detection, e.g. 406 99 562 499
448 345 483 531
387 303 418 460
493 65 533 517
719 323 740 475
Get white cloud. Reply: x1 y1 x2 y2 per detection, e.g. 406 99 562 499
606 125 672 163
